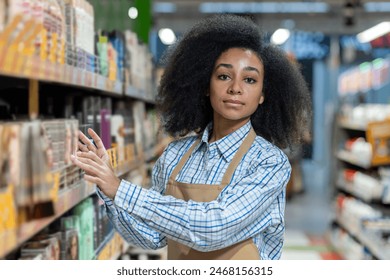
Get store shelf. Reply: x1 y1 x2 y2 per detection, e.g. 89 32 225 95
126 246 167 260
0 57 123 96
0 3 158 260
115 157 143 177
336 177 383 204
0 156 142 259
338 117 367 131
96 231 129 260
125 85 155 104
144 137 173 162
336 217 390 260
336 150 372 169
0 181 95 258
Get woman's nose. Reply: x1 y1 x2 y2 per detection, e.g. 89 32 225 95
228 81 242 94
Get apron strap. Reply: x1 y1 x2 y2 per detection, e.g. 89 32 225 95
169 138 201 181
220 128 256 185
169 127 256 185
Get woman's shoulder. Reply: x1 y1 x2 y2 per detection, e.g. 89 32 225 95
164 134 200 154
251 135 289 163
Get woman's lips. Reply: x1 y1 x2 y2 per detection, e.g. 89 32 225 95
224 99 244 105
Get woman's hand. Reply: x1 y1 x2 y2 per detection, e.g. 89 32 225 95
71 128 120 200
77 128 112 169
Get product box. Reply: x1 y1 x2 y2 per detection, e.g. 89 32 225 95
20 239 55 260
33 231 63 260
61 228 79 260
82 96 101 135
110 114 125 164
73 197 94 260
0 0 5 33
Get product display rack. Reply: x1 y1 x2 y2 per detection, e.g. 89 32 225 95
95 231 129 260
0 86 162 260
0 19 166 263
125 84 155 104
332 55 390 258
0 62 123 96
331 111 390 259
0 0 172 260
1 180 93 258
335 215 390 260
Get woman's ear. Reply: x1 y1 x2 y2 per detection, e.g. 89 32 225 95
259 95 265 105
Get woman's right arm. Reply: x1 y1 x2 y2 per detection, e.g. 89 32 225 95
95 146 170 250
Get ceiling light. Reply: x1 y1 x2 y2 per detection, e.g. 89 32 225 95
128 7 138 19
271 28 291 45
158 28 177 45
364 2 390 12
199 2 329 14
153 2 177 13
357 22 390 43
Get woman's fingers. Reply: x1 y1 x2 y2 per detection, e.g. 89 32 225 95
78 130 97 153
88 128 105 151
76 151 103 163
71 154 102 175
83 174 103 186
78 142 89 153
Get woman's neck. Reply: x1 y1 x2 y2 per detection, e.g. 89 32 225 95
209 118 250 143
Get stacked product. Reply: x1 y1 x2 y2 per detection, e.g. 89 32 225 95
124 30 155 100
338 168 383 202
333 194 390 259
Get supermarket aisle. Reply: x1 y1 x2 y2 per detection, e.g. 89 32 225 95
282 188 342 260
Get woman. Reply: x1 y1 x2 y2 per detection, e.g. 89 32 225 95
71 14 311 260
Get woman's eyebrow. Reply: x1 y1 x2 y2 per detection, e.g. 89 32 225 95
215 64 260 74
243 66 260 74
215 63 232 70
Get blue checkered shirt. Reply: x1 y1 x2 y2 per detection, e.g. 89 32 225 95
97 121 290 260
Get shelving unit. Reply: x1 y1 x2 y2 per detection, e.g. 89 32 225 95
331 54 390 259
332 114 390 259
96 232 129 260
0 1 168 260
335 214 390 260
0 154 145 259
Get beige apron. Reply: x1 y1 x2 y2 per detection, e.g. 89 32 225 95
165 128 260 260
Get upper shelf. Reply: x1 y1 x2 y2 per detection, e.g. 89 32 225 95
337 150 373 169
125 85 156 104
337 118 390 167
0 55 123 96
0 50 157 102
338 117 367 131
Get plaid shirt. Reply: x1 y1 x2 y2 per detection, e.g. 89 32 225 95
97 121 290 260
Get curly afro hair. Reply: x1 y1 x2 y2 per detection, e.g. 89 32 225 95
157 14 312 149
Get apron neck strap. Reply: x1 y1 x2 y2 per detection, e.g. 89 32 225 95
169 127 257 184
220 128 256 185
169 138 201 181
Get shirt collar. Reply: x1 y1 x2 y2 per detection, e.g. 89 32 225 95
199 121 252 162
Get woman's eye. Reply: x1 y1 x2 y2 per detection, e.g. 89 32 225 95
245 78 256 84
218 74 229 80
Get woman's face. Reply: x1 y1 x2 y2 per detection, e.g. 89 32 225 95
209 48 264 126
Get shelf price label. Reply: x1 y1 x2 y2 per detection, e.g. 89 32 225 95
367 120 390 166
0 184 17 230
48 172 60 203
0 184 18 257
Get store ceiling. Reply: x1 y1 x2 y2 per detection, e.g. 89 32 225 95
152 0 390 35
